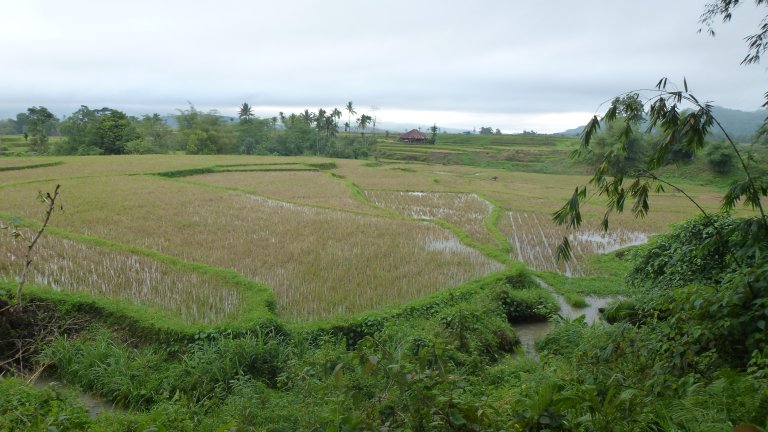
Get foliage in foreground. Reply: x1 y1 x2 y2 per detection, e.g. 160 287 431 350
3 219 768 431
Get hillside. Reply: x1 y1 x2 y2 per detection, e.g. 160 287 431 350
559 105 767 143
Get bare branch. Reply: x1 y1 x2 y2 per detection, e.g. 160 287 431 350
15 184 61 308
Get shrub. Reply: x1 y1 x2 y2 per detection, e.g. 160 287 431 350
490 284 558 323
704 140 735 174
536 318 589 357
437 301 519 364
626 213 768 371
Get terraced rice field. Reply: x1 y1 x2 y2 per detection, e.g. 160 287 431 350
1 233 243 324
0 154 725 322
498 211 648 276
365 191 497 245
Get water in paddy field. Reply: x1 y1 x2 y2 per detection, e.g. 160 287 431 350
512 277 618 357
570 230 648 254
504 211 649 276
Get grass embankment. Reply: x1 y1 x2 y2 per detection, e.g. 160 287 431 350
296 264 556 343
0 161 63 171
1 265 561 430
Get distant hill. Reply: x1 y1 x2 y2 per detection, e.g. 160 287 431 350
559 106 766 143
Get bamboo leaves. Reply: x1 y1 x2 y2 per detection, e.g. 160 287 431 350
552 79 767 261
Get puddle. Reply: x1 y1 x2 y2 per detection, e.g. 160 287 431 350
513 321 552 356
571 231 648 254
512 277 619 356
555 294 615 323
31 375 116 418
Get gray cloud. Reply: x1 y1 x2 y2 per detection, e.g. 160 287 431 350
1 0 765 131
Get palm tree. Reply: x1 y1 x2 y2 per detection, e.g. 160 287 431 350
300 109 315 126
370 106 379 144
324 116 338 138
345 101 356 132
238 102 254 122
316 108 327 131
357 114 372 145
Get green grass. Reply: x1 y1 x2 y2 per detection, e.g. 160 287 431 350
563 292 589 308
535 250 636 297
375 133 585 173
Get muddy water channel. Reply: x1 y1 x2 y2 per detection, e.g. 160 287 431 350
31 375 117 418
513 277 617 356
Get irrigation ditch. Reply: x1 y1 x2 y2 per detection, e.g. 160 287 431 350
512 276 617 356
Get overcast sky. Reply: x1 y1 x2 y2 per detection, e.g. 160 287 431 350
1 0 765 133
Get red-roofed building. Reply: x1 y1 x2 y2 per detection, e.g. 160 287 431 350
399 129 429 143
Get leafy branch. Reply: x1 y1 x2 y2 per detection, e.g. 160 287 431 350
553 78 768 261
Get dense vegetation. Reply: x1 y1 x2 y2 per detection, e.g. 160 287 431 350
1 222 766 430
0 102 378 159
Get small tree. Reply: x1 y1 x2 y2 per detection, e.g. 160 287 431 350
25 106 58 154
429 124 439 144
2 185 62 308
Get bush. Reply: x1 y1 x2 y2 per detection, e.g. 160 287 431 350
490 284 558 323
626 214 737 292
41 327 289 409
536 317 589 357
437 301 519 364
704 140 735 174
626 213 768 371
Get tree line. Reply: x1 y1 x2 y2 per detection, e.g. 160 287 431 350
0 101 378 158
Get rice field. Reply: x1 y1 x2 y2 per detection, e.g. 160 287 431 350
365 191 498 246
187 170 379 214
1 174 503 321
1 233 243 324
0 154 731 323
498 211 649 276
